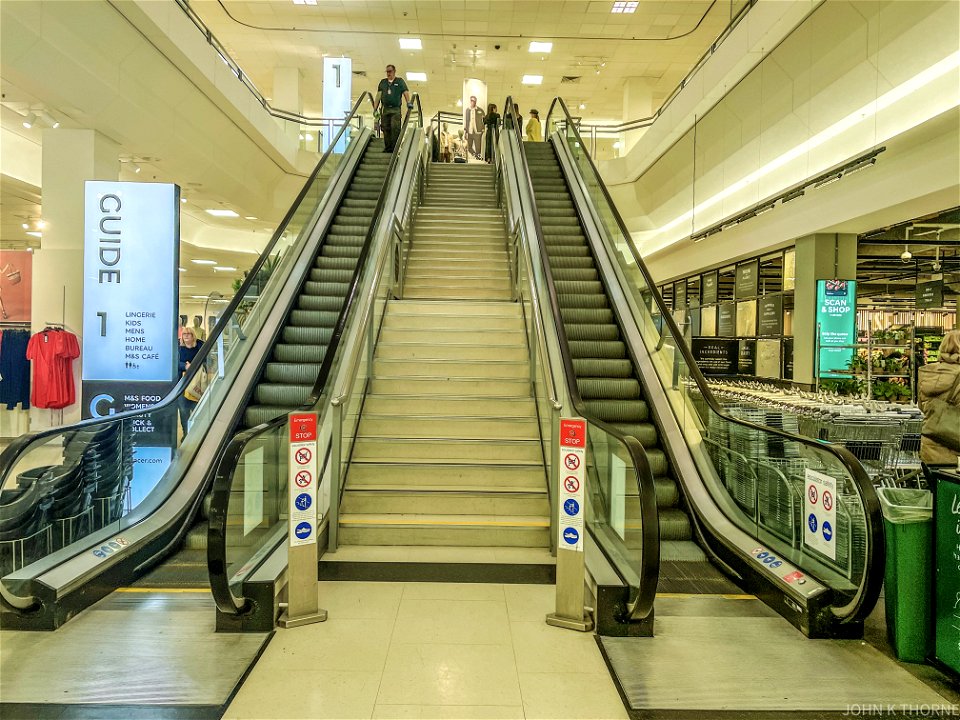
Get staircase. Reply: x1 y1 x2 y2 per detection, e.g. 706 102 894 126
334 163 552 566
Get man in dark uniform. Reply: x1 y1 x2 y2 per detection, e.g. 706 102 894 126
375 65 411 153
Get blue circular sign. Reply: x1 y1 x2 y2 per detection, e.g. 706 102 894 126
108 541 121 550
295 521 313 540
101 545 114 555
762 555 776 564
295 493 312 511
822 520 833 542
771 560 783 569
807 513 818 533
562 527 580 545
563 499 580 516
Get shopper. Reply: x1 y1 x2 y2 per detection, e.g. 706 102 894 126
918 329 960 466
464 96 485 160
374 65 411 153
440 123 453 163
483 104 501 163
178 327 204 436
525 109 542 142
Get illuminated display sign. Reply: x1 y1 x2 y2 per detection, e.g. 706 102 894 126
816 279 857 378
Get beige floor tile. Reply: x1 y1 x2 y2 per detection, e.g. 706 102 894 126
509 621 609 674
401 582 506 602
256 617 394 671
224 669 382 719
519 672 628 720
318 580 404 619
378 643 522 706
503 584 554 622
392 598 511 645
373 705 525 719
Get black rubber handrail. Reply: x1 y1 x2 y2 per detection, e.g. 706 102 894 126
208 96 423 616
503 97 660 623
0 93 376 616
544 95 883 625
0 92 377 489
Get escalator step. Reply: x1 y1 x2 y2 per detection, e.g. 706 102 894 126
546 244 591 257
548 256 595 269
655 476 680 508
568 340 627 359
255 384 311 407
264 362 322 385
572 358 633 378
282 326 333 345
576 377 641 400
298 295 346 312
565 323 620 341
644 449 669 478
558 293 608 309
184 521 208 550
551 268 598 282
321 245 364 259
610 422 659 448
584 399 648 422
324 234 366 247
659 509 692 541
556 280 604 295
273 343 327 363
244 405 290 428
560 307 614 324
304 275 354 291
316 257 358 271
289 309 340 327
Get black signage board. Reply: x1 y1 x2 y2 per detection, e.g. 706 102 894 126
691 338 738 376
702 271 719 305
758 295 784 336
738 340 757 376
718 302 736 337
735 260 760 299
917 280 944 309
81 381 177 445
783 338 795 380
675 281 687 310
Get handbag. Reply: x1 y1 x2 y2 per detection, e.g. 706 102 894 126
922 398 960 452
184 368 209 403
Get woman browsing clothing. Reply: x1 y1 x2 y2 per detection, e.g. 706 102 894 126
483 104 501 163
178 327 204 436
918 329 960 466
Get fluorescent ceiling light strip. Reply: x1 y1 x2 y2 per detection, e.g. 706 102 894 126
407 72 427 82
522 75 543 85
653 50 960 238
529 42 553 53
205 209 239 217
191 259 217 265
399 38 422 50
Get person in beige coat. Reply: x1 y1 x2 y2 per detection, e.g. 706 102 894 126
918 329 960 465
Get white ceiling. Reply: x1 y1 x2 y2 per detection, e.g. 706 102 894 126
189 0 746 120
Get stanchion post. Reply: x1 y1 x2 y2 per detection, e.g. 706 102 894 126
278 412 327 628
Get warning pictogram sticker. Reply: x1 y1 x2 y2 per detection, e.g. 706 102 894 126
822 490 833 511
563 476 580 493
295 447 313 465
295 470 312 487
564 453 581 471
807 485 818 505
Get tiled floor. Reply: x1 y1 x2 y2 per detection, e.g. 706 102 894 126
223 582 628 720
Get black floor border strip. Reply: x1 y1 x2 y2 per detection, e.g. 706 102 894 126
593 636 947 720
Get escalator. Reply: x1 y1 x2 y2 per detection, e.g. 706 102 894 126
134 138 393 589
0 94 418 627
511 98 883 639
524 141 737 594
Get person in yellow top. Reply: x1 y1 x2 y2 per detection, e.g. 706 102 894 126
525 109 542 142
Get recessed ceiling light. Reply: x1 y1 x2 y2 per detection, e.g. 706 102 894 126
21 223 29 230
213 266 237 272
579 103 586 110
181 197 187 203
36 220 46 229
205 209 239 217
456 99 463 107
292 0 317 5
611 1 638 13
190 295 210 299
26 231 42 238
179 267 186 272
408 72 427 82
245 216 258 220
522 75 543 85
191 259 217 265
529 42 553 53
305 133 314 141
399 38 422 50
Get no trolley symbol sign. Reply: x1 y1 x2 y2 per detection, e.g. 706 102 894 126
564 453 581 471
295 447 313 465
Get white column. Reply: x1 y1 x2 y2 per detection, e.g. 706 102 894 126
622 77 655 153
273 67 303 142
33 129 118 427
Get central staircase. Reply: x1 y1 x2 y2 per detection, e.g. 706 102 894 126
326 162 553 579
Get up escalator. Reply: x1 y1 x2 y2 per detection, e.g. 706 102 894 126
515 97 883 637
0 94 412 627
524 141 732 592
135 138 393 588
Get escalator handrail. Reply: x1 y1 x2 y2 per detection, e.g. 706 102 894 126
207 95 423 616
503 97 660 622
544 95 883 624
0 91 378 489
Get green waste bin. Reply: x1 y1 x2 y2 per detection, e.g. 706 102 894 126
877 487 933 663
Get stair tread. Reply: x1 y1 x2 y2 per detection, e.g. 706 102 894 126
345 484 547 494
320 545 555 565
340 513 550 527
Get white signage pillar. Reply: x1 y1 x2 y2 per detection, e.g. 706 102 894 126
323 57 352 153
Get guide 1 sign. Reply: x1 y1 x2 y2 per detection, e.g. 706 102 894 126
558 418 587 552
